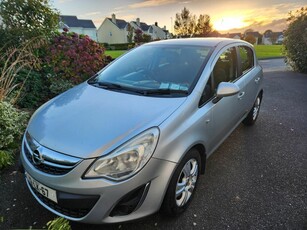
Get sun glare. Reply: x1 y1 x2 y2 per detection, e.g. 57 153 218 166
213 17 247 31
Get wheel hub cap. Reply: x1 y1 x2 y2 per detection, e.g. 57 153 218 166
175 159 198 207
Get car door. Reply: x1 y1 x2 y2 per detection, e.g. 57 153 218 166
199 46 248 152
237 45 262 109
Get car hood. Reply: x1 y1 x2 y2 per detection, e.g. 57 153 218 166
27 83 186 159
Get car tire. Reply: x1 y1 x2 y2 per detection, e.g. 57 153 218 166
160 149 201 216
243 95 262 126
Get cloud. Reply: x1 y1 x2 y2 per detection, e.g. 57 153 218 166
58 0 73 3
129 0 176 9
220 3 300 33
81 11 101 17
178 1 192 3
228 18 287 33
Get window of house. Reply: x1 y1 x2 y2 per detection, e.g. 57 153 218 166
238 46 254 74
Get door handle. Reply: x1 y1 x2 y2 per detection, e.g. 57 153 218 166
255 77 260 83
238 92 245 100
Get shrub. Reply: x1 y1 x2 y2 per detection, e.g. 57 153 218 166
0 101 28 169
46 32 106 84
0 150 14 170
0 37 44 103
108 43 135 50
0 101 28 150
47 217 71 230
49 78 75 95
284 7 307 73
14 69 50 109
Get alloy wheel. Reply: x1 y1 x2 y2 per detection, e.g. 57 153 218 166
175 159 199 207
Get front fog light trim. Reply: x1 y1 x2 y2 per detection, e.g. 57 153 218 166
84 127 159 181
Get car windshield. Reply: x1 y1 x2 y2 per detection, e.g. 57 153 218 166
89 44 212 96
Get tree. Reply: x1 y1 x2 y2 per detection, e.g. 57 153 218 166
127 24 134 43
174 7 196 37
264 29 273 37
195 14 212 37
264 29 278 44
0 0 59 44
142 33 152 43
174 8 213 37
244 34 256 44
133 29 143 43
244 28 254 36
208 30 221 37
284 7 307 73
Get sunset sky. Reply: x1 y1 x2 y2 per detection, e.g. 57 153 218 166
51 0 306 33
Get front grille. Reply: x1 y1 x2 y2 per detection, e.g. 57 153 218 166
24 144 72 175
23 132 81 175
28 181 99 218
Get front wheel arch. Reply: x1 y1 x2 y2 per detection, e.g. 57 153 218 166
160 148 202 216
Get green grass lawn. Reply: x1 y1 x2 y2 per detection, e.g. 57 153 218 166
105 45 284 60
105 50 126 59
254 45 284 59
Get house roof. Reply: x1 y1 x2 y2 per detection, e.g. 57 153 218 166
272 32 283 37
107 18 128 29
60 15 96 29
140 22 150 31
228 33 241 37
246 31 261 37
131 21 150 32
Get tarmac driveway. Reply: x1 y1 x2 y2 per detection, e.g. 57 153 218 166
1 59 306 229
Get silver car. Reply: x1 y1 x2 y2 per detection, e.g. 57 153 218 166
20 38 263 224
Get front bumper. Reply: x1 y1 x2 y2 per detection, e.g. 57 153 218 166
20 141 176 224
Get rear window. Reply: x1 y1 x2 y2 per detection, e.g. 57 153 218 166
238 46 254 74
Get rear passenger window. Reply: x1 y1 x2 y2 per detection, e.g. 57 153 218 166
239 46 254 74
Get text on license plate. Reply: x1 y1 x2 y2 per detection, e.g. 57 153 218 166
25 172 58 203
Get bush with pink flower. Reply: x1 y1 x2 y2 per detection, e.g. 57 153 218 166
46 32 107 84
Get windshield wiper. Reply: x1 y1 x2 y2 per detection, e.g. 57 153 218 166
143 88 189 96
91 82 188 96
92 81 146 95
96 82 124 90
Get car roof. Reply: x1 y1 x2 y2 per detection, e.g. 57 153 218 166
145 37 250 47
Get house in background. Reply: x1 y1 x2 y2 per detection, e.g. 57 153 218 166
130 19 169 40
222 33 242 39
97 14 129 44
59 15 97 41
130 18 150 35
97 14 169 44
263 30 284 44
151 22 169 40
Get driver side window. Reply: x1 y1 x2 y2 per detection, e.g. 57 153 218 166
199 47 238 106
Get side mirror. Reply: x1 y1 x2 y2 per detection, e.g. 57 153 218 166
212 82 240 103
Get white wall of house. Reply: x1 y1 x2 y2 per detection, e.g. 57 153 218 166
58 27 97 41
83 28 97 41
263 37 272 45
150 25 167 40
232 35 241 39
97 19 127 44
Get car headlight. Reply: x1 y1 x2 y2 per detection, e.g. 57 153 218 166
84 127 159 181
